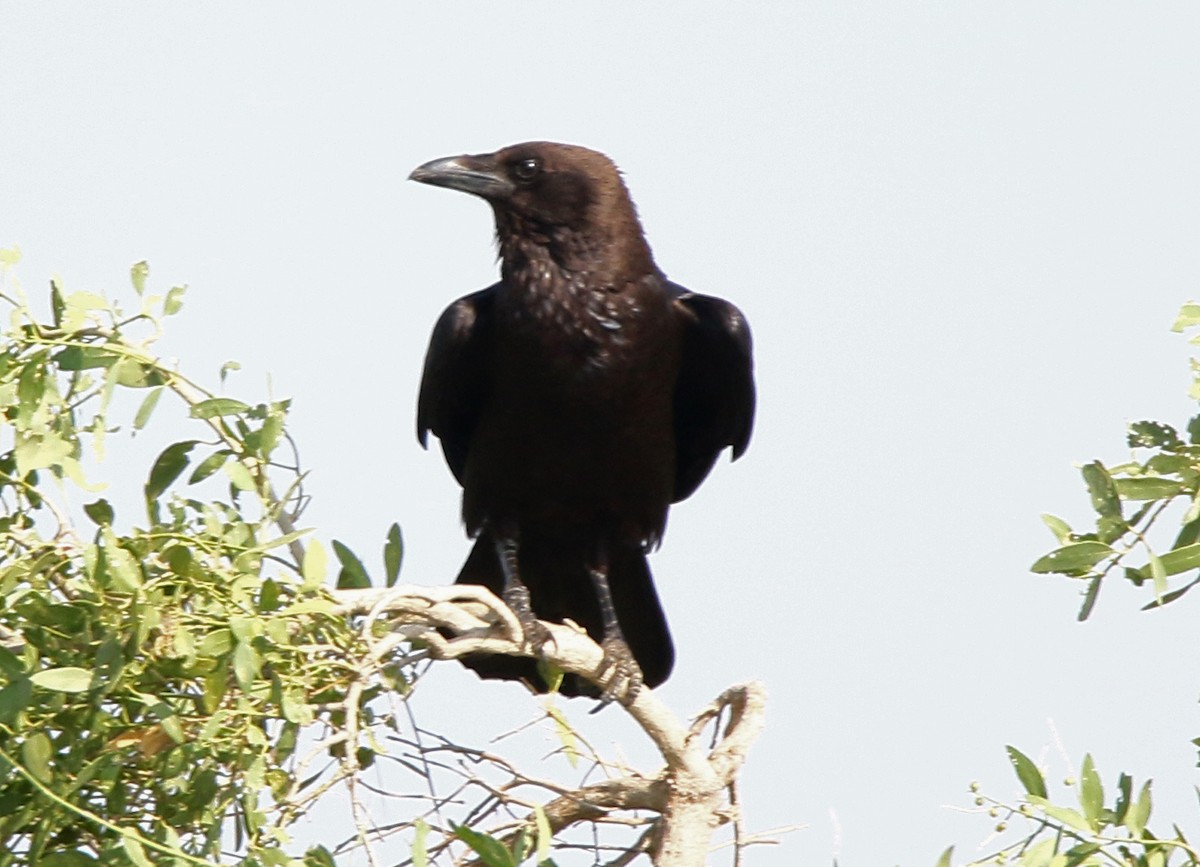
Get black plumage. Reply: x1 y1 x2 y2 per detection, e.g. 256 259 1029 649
411 142 754 700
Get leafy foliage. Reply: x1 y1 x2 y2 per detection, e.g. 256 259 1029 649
1030 305 1200 621
957 750 1186 867
0 251 404 865
0 252 675 867
944 304 1200 866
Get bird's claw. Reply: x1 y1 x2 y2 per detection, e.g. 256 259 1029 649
502 583 554 650
590 634 644 712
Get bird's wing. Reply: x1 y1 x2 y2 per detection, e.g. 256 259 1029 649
417 285 497 485
669 282 756 503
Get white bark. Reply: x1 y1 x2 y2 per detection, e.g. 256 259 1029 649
333 584 768 865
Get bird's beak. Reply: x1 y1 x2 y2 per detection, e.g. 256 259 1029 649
408 154 514 200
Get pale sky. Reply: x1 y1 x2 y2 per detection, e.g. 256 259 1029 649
3 4 1200 865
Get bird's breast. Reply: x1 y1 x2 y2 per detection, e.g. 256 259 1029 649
464 273 680 541
496 267 672 378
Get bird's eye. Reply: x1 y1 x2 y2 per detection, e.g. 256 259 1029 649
512 157 542 182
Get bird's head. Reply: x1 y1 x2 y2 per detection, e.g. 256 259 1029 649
410 142 656 280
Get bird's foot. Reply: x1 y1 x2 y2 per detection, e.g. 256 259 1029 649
502 582 554 651
591 634 644 712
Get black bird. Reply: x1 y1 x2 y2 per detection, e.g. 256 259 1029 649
410 142 755 702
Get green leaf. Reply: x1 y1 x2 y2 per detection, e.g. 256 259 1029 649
1149 551 1168 602
281 689 313 726
384 523 404 587
54 345 116 371
1040 513 1072 544
83 498 114 526
258 411 284 458
1021 838 1056 865
1114 477 1185 501
202 671 227 713
1006 745 1047 798
132 387 163 431
1174 516 1200 549
546 704 579 768
380 661 410 693
49 278 65 326
0 647 23 679
198 628 232 657
1077 576 1102 621
163 284 186 315
145 440 198 503
232 641 261 691
412 818 429 867
279 597 336 617
511 829 530 865
303 846 337 867
1145 453 1192 475
538 658 565 696
1032 799 1092 834
1031 541 1113 574
252 527 312 554
16 361 45 421
0 678 33 724
190 397 250 419
103 539 142 590
21 731 52 782
534 805 553 864
302 540 328 590
1171 302 1200 332
220 360 241 384
1079 754 1103 828
1130 543 1200 581
130 260 149 295
1141 576 1200 610
1082 461 1122 519
15 433 74 476
1114 773 1133 823
30 667 93 693
156 711 184 745
224 460 257 492
111 358 165 388
228 615 259 643
1126 780 1153 838
61 290 110 326
1064 842 1102 865
1158 543 1200 576
1096 514 1126 544
120 833 154 867
333 540 371 589
1127 420 1182 449
300 845 338 864
188 449 231 484
453 824 517 867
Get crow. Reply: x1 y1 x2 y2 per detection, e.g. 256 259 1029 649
410 141 755 703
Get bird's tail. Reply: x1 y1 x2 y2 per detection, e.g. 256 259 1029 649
453 530 675 697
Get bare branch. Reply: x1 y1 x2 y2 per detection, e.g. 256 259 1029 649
326 582 771 866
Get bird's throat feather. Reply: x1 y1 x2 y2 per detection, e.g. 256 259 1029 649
497 232 641 371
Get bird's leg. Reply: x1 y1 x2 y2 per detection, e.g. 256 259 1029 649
492 533 551 650
588 546 644 709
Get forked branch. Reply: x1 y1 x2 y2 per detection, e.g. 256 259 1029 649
333 584 768 866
